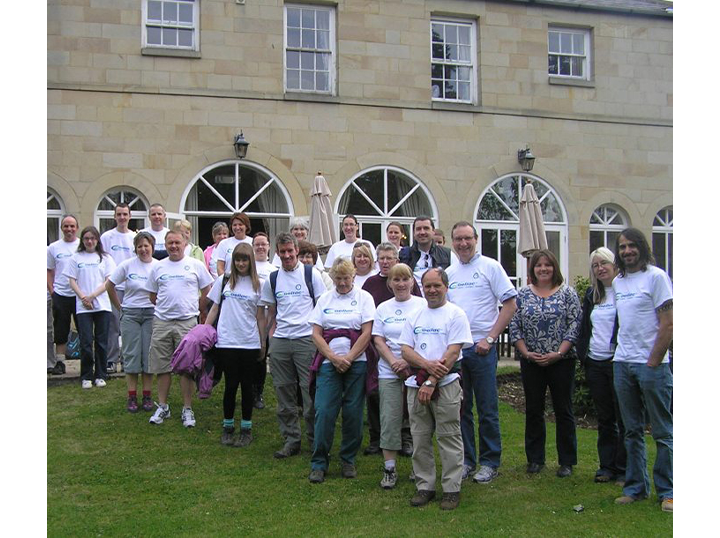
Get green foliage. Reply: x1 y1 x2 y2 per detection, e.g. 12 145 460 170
573 364 594 418
573 274 591 300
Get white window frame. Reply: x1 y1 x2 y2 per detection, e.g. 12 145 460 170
142 0 200 51
284 4 336 95
652 206 673 279
548 26 591 81
431 18 477 104
47 189 65 245
94 187 151 234
589 203 630 253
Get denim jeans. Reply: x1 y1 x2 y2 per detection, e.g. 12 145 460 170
77 311 110 382
461 345 502 469
311 361 366 471
613 361 673 501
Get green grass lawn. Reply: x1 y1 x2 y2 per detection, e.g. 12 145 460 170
48 376 672 537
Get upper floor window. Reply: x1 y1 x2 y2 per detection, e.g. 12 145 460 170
143 0 199 51
548 27 590 81
284 4 336 94
431 19 477 104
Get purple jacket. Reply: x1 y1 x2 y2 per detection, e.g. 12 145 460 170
171 324 217 377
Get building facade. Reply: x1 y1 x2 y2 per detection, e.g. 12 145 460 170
47 0 673 284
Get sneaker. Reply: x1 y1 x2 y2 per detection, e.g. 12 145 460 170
440 491 461 511
107 363 116 374
615 494 647 505
380 467 398 490
81 380 92 390
94 378 107 388
556 465 573 478
661 498 673 513
142 396 154 412
220 427 235 446
410 490 435 507
341 462 357 479
149 403 171 424
234 428 253 448
308 469 325 483
254 394 265 410
181 408 196 428
127 396 139 413
461 464 476 481
473 465 499 483
274 444 300 459
364 444 381 456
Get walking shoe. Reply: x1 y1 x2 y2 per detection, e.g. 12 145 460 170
341 462 357 479
409 469 416 482
220 427 235 446
51 362 65 375
107 363 116 374
234 428 253 448
661 498 673 513
364 444 381 456
594 470 614 483
94 378 107 388
81 380 92 390
410 490 435 507
254 394 265 409
308 469 325 483
615 494 647 505
380 467 398 490
526 462 544 474
127 396 139 413
142 396 154 412
149 403 171 424
274 444 300 459
400 440 413 457
461 464 476 481
473 466 499 483
556 465 573 478
181 408 196 428
440 491 461 511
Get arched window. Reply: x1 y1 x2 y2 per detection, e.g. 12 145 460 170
336 166 437 246
474 174 568 288
95 188 149 234
589 204 630 253
182 160 294 248
47 189 65 245
653 205 673 279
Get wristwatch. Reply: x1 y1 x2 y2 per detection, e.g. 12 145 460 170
486 336 496 345
423 380 435 387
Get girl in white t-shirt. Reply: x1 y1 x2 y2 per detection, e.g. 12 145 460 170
65 226 116 389
205 243 266 448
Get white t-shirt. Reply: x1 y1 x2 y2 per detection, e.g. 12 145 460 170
446 253 517 343
208 276 262 349
309 285 376 364
613 266 673 364
260 263 326 339
324 239 374 269
47 238 80 297
146 257 213 321
372 296 427 379
212 236 253 274
142 227 169 253
398 301 473 388
109 257 157 309
353 269 378 290
273 253 324 272
101 228 137 290
255 260 277 283
588 287 616 361
63 252 116 313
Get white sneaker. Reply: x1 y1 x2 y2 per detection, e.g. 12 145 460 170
94 378 107 388
473 465 499 483
81 380 92 389
149 403 171 424
181 407 196 428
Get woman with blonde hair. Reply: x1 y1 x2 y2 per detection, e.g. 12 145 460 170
351 242 378 288
204 221 229 279
205 243 266 447
576 246 626 483
173 220 204 262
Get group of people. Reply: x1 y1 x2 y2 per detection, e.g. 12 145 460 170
47 207 672 513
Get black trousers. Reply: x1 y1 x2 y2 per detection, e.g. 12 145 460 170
215 348 260 422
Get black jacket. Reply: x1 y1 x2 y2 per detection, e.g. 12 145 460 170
399 241 452 271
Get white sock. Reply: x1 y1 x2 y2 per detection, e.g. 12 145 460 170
385 460 396 471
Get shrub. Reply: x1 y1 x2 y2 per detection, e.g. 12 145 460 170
572 274 594 417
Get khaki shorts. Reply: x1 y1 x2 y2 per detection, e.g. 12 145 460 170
148 317 197 374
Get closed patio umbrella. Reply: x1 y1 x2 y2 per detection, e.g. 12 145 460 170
518 182 548 258
309 172 337 249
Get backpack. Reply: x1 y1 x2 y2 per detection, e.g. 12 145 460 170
269 264 317 307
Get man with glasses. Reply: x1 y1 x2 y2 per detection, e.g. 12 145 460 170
399 216 452 291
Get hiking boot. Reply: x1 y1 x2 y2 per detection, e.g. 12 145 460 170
181 408 196 428
341 462 357 479
149 403 171 424
380 467 398 490
142 396 154 412
234 428 253 448
364 444 381 456
220 427 235 446
440 491 461 511
661 498 673 513
94 378 107 388
615 494 647 505
556 465 573 478
51 362 66 375
410 490 435 507
127 396 139 413
274 444 300 459
473 465 499 483
308 469 325 483
594 470 615 483
526 462 544 474
81 380 92 390
254 394 265 409
461 464 475 481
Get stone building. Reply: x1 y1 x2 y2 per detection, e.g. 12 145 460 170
47 0 673 284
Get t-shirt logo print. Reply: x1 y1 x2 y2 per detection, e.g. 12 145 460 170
184 265 190 271
295 284 302 290
420 343 427 350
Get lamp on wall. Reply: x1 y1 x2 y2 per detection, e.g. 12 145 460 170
233 131 250 159
517 145 536 172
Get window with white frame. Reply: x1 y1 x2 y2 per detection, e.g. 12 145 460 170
431 19 476 103
548 27 590 80
589 204 629 253
143 0 199 50
652 206 673 279
47 189 65 245
284 4 335 94
95 188 150 234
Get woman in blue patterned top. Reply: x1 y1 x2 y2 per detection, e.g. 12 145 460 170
510 249 581 478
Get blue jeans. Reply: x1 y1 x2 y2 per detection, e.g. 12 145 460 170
461 345 502 469
613 362 673 501
77 311 110 382
311 361 366 471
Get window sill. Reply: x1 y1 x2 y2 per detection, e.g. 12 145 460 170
284 91 340 104
141 47 201 59
548 76 594 88
431 100 481 113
